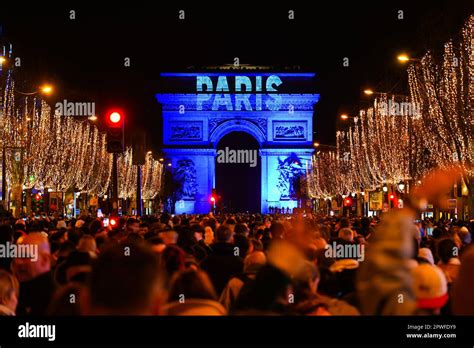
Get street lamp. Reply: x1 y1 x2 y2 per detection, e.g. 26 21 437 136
16 84 56 96
382 185 388 192
397 54 420 63
340 114 357 121
313 142 320 148
397 54 410 63
364 89 374 96
40 84 53 95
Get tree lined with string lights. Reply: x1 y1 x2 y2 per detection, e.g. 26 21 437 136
307 15 472 218
117 147 164 201
408 15 473 173
1 63 164 214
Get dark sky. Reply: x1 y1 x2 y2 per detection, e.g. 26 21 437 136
1 1 472 151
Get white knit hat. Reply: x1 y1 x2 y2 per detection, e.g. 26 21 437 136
412 264 448 309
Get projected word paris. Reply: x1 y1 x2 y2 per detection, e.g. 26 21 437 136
196 75 283 111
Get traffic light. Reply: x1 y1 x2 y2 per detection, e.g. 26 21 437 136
389 193 395 200
210 188 217 203
109 217 118 228
106 110 124 153
344 197 352 207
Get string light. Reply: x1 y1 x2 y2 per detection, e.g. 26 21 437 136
307 14 473 200
1 64 163 205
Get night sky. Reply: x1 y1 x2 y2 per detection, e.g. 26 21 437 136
1 1 472 151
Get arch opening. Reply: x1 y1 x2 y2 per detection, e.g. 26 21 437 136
215 131 261 213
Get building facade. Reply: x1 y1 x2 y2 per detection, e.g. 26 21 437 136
156 71 319 214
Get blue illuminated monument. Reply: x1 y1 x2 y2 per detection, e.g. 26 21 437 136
156 71 319 214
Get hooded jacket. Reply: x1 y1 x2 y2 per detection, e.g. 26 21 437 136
356 210 418 315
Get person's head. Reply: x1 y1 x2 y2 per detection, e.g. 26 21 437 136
338 228 354 242
243 251 266 274
0 270 19 313
339 217 350 229
171 216 181 227
417 248 434 265
204 217 218 232
67 228 84 246
270 222 285 239
139 222 150 235
47 283 83 315
147 236 166 254
75 219 85 229
13 233 51 282
158 230 178 245
77 235 98 257
225 218 237 226
234 223 249 237
294 260 320 296
88 219 103 236
204 226 214 244
190 224 205 242
361 217 371 230
458 226 471 246
437 238 458 264
432 227 446 239
161 245 186 277
14 219 26 233
125 218 140 234
57 240 76 260
233 234 250 257
125 232 144 244
215 225 234 244
411 264 448 313
168 269 217 302
159 213 171 225
248 238 263 253
318 224 331 242
87 242 162 315
176 228 196 248
62 251 93 284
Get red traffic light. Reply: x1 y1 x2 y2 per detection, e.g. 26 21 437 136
35 193 41 201
389 194 395 200
108 111 122 124
109 112 121 123
344 197 352 207
109 217 118 226
210 196 216 203
106 108 124 127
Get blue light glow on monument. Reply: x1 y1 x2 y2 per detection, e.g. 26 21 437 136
156 72 319 214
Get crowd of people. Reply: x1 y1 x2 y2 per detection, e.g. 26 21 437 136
0 210 472 316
